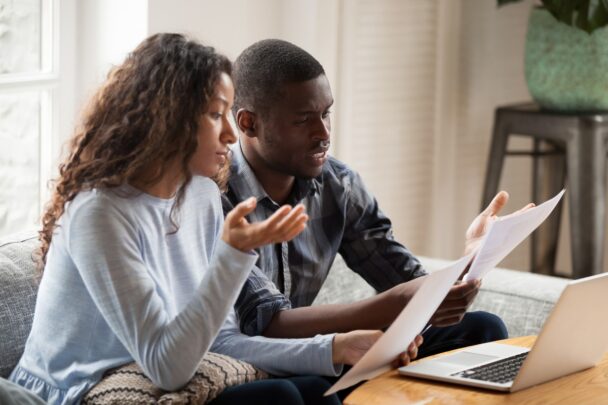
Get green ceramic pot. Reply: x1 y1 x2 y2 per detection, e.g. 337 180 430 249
525 8 608 112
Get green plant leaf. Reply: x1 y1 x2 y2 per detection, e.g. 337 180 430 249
497 0 524 6
589 0 608 32
500 0 608 33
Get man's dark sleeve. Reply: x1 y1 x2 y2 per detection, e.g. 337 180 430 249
222 193 292 336
338 170 427 292
233 266 292 336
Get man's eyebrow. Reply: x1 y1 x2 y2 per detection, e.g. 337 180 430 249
293 100 334 114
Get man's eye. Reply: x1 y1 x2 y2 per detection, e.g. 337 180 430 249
322 110 332 119
210 112 222 119
294 117 308 125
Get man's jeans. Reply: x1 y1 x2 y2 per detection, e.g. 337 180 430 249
418 311 508 358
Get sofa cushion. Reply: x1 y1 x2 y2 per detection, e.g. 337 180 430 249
468 267 568 337
0 232 40 378
82 352 268 405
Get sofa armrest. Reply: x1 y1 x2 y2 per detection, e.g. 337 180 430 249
0 232 39 378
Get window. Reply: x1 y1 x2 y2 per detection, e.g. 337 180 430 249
0 0 58 237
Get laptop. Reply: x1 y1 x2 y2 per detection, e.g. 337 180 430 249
399 272 608 392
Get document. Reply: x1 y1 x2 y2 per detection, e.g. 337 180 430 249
325 189 565 396
325 253 473 396
463 189 565 282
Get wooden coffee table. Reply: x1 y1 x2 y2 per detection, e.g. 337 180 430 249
345 336 608 405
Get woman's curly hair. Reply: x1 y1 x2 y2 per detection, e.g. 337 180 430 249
37 33 231 273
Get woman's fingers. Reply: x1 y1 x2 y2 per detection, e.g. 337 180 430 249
224 199 309 252
262 204 307 240
262 205 293 231
225 197 257 228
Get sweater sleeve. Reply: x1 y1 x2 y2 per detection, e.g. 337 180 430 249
67 199 257 391
210 312 343 377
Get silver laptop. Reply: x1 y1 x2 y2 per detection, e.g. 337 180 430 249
399 272 608 392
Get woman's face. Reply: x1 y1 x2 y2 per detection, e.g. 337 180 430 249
189 72 237 177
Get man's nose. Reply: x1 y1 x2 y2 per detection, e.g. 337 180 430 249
313 116 330 141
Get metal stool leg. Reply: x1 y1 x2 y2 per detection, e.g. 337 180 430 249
531 140 566 275
567 118 607 278
482 109 510 210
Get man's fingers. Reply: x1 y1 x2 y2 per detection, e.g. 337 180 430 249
482 190 509 217
432 307 467 325
433 314 465 327
501 202 536 221
445 280 480 300
225 197 257 228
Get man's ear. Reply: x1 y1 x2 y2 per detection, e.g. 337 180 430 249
236 109 257 138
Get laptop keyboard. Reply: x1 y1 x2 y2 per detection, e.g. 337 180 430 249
450 352 529 384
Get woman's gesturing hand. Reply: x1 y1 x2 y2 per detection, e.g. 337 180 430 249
222 197 309 252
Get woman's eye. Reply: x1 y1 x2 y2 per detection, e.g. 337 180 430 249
210 112 222 120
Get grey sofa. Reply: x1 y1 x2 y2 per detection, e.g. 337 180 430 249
0 231 569 382
313 255 569 338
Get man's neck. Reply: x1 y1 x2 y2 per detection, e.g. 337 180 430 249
241 143 294 205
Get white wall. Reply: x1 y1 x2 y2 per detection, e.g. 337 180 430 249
64 0 585 275
146 0 340 100
69 0 340 144
75 0 148 112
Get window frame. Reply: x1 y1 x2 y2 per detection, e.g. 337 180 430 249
0 0 60 233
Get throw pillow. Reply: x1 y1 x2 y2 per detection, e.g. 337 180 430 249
82 352 269 405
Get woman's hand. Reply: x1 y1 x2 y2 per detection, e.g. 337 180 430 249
222 197 308 252
332 330 424 367
332 330 384 365
391 334 424 368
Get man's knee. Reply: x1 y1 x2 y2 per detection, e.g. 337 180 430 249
463 311 508 342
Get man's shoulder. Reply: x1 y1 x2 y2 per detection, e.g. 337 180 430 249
322 156 357 182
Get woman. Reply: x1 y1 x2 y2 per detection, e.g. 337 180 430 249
9 33 339 405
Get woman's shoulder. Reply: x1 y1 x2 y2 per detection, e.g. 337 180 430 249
187 176 221 196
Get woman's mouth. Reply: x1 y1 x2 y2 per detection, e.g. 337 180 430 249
217 151 229 165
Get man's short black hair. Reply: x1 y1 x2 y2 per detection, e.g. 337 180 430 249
232 39 325 116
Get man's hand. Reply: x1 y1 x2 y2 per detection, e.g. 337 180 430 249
464 191 535 256
430 280 481 327
332 330 383 365
222 197 308 252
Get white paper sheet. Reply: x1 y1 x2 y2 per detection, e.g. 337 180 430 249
325 253 473 396
463 189 565 282
325 190 565 396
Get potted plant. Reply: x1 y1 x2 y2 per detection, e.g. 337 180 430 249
500 0 608 111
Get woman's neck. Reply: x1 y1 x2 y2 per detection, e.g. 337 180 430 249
131 161 183 199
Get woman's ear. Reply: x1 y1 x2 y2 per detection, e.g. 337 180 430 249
236 109 257 138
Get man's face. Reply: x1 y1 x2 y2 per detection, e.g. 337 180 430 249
254 74 333 179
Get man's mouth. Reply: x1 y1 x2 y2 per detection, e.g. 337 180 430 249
311 150 327 159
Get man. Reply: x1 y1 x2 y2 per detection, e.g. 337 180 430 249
211 39 509 380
